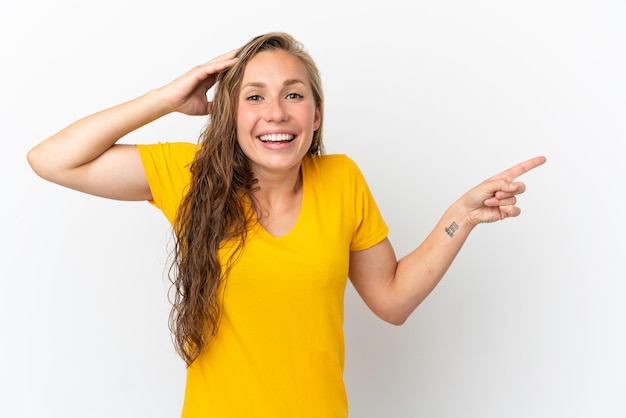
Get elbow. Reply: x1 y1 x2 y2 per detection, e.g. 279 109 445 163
387 315 409 326
366 296 416 326
378 310 411 326
27 145 58 181
27 146 45 178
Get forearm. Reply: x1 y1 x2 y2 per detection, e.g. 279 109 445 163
389 200 475 322
27 88 172 180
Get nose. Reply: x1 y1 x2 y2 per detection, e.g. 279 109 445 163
264 98 289 123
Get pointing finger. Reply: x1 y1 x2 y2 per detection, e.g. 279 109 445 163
499 155 547 181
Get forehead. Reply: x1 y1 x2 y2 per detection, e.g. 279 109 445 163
241 49 310 85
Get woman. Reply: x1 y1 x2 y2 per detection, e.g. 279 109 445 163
27 32 546 417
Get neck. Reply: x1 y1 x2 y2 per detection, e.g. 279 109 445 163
252 163 303 210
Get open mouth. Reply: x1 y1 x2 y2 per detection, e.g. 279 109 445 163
258 133 295 144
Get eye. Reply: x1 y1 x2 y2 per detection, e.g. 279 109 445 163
286 92 303 100
246 94 262 102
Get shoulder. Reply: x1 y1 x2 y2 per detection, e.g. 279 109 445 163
302 154 371 196
136 142 198 167
303 153 360 176
136 141 198 157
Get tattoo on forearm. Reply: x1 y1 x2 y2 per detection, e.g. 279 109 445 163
445 222 458 237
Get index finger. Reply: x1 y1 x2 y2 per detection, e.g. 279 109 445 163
500 155 547 181
213 47 241 61
195 48 240 78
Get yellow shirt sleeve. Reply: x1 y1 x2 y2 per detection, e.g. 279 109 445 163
135 142 197 223
343 155 389 251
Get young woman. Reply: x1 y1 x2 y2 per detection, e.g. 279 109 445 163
27 32 546 417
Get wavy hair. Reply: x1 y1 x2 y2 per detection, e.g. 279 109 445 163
169 32 325 366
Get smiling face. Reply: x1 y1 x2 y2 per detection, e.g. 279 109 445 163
236 49 321 178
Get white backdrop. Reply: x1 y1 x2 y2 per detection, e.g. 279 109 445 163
2 0 625 417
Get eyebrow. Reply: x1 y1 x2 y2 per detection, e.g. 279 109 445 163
241 79 307 89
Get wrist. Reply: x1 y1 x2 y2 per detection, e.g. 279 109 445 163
144 87 179 117
444 200 476 234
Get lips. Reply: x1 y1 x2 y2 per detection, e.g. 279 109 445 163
258 133 295 143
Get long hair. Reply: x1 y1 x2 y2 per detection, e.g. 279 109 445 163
169 32 325 366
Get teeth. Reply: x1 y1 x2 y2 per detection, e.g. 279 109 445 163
259 133 294 142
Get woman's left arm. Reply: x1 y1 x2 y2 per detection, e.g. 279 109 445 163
348 156 547 325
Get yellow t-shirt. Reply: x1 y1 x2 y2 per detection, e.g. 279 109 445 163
137 142 389 418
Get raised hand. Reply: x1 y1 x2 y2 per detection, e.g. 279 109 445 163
27 47 240 200
461 156 547 225
156 49 239 116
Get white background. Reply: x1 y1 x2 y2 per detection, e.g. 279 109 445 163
2 0 625 417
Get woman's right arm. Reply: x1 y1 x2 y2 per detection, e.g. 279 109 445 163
27 50 239 201
28 91 171 201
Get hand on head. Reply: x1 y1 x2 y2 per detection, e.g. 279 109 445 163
157 48 240 116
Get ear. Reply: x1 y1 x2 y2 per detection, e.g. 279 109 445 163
313 104 322 131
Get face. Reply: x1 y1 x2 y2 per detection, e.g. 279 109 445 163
236 49 321 177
